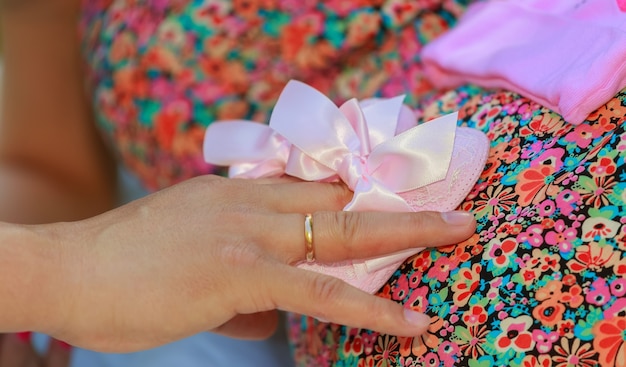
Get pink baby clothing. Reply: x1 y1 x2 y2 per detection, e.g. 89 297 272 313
422 0 626 125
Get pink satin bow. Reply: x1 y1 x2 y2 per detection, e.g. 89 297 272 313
203 80 479 293
204 80 459 212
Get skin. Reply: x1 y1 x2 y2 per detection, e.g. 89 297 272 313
0 0 477 366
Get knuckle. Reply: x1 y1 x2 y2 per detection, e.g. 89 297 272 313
218 242 266 270
307 274 345 306
332 211 363 245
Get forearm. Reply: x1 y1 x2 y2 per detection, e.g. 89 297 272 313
0 221 68 334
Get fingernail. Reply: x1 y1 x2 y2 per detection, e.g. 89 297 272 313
403 309 431 327
15 332 31 343
441 211 474 225
53 339 72 351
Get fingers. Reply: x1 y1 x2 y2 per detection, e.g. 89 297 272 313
264 263 431 337
265 210 475 264
260 181 353 213
211 311 279 340
311 211 476 262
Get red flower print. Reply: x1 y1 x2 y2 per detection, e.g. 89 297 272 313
590 156 618 176
411 316 444 356
553 338 598 367
410 250 433 273
391 275 410 301
581 217 620 242
426 257 458 282
593 316 626 367
357 356 375 367
495 316 535 353
538 252 561 272
578 176 617 208
473 185 517 219
567 243 618 273
557 320 575 337
457 324 488 359
535 280 563 301
374 335 400 367
521 355 552 367
406 286 429 312
519 113 568 138
515 165 556 206
533 299 565 327
483 238 518 267
343 332 365 356
565 124 603 149
615 261 626 277
462 305 488 325
451 264 482 307
562 284 584 308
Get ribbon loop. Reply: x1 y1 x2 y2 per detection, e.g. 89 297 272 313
204 80 460 211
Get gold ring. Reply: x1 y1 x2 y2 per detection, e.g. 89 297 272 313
304 213 315 263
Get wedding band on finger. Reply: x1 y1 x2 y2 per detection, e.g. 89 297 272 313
304 213 315 263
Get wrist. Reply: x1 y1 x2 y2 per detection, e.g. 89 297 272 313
0 221 77 335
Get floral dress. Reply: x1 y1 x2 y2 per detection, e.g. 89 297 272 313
80 1 626 366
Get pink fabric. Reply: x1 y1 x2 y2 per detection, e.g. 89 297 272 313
422 0 626 125
204 80 490 293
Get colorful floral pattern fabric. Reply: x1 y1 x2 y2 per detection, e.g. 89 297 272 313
80 0 469 190
79 1 626 366
288 88 626 367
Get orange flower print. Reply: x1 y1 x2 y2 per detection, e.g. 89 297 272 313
567 243 618 273
593 316 626 367
552 339 597 367
473 185 517 219
589 156 618 177
483 238 518 268
411 316 444 356
521 355 552 367
561 284 584 308
535 280 563 301
519 113 568 138
374 335 400 366
515 165 557 206
581 216 620 242
495 316 535 353
456 324 488 360
451 264 482 307
462 305 488 326
533 299 565 327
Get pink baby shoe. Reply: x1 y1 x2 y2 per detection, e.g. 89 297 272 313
204 80 489 293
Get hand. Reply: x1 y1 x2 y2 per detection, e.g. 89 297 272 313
0 333 70 367
36 175 476 353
